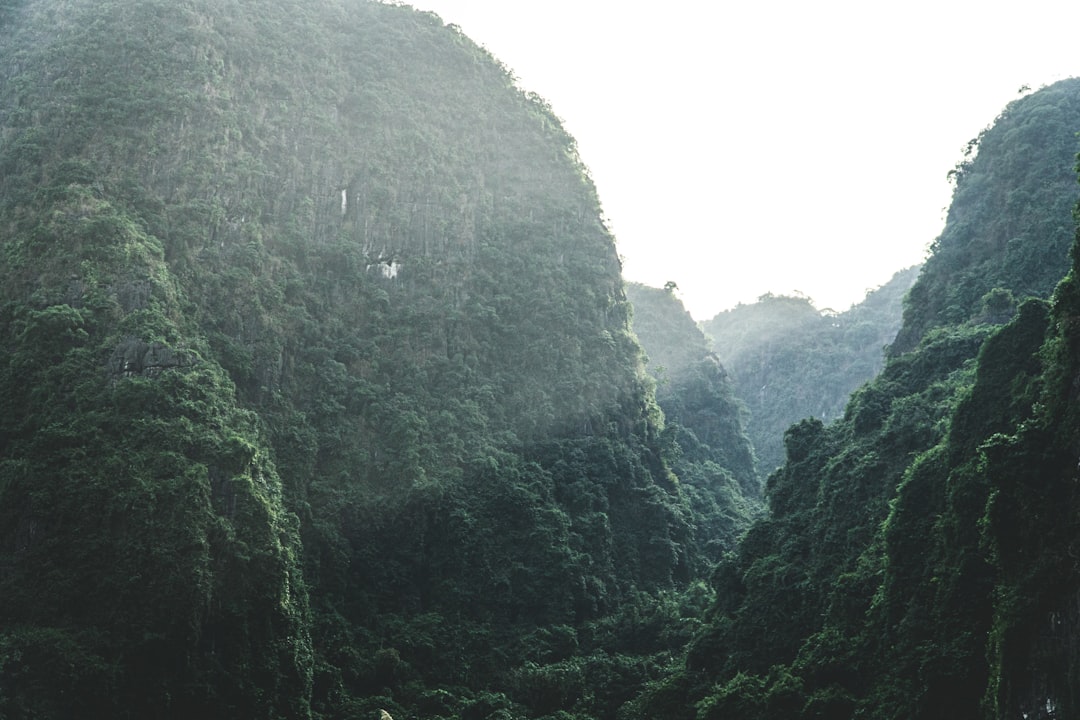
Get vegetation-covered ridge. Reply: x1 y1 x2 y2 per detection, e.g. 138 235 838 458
624 78 1080 719
893 78 1080 353
626 283 761 550
702 266 919 473
0 1 760 718
6 1 1080 718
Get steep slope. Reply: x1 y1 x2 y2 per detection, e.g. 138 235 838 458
981 259 1080 718
893 79 1080 352
0 2 758 718
624 78 1080 719
626 283 760 553
702 266 919 472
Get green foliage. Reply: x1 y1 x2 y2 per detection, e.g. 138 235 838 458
7 2 1080 718
626 282 762 558
894 79 1080 353
0 1 761 718
635 79 1080 720
978 270 1080 719
702 267 919 472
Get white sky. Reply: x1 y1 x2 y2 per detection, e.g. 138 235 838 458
406 0 1080 320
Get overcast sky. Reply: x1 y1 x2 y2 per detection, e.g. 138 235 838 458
407 0 1080 320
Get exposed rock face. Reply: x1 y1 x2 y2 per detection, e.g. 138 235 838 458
108 337 196 378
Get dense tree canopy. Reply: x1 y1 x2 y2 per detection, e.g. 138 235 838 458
3 2 1080 718
625 78 1080 720
0 1 759 718
894 80 1080 352
702 267 918 472
626 283 761 553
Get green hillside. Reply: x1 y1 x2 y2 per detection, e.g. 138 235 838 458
6 2 1080 718
626 78 1080 720
0 2 759 718
893 81 1080 352
626 282 760 552
702 266 919 473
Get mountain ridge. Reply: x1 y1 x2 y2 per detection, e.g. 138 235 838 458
625 76 1080 720
701 265 919 472
0 2 760 717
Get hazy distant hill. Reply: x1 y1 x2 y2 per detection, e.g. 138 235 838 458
701 266 919 473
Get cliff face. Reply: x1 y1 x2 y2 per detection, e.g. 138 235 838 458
0 2 760 717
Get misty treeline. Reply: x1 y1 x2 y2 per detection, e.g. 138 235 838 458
699 267 919 474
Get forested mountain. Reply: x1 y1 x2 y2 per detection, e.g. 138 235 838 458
893 81 1080 353
0 1 760 718
702 266 919 473
625 283 760 551
6 1 1080 718
626 78 1080 720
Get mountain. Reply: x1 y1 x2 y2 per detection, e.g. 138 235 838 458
624 78 1080 719
893 80 1080 353
626 282 760 553
0 1 760 718
702 266 919 473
